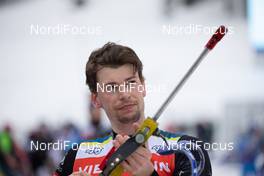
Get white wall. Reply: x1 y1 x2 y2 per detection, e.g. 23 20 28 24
0 0 263 137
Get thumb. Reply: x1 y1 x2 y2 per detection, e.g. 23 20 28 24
132 122 140 133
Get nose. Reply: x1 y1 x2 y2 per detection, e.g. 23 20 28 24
118 90 131 101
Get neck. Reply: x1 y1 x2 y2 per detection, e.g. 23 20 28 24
112 116 145 135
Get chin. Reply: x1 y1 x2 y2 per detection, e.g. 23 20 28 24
119 112 141 124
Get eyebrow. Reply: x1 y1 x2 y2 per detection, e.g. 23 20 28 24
125 76 136 81
104 76 136 86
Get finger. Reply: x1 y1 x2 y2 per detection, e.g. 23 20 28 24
116 135 126 143
113 135 123 148
113 135 130 148
121 160 133 173
123 135 129 141
134 146 152 160
116 134 123 143
113 139 120 148
125 154 141 169
118 135 129 144
132 151 151 163
132 122 140 132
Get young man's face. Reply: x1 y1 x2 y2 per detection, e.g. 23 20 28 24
92 64 146 129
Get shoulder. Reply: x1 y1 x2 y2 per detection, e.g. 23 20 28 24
75 135 113 161
156 130 212 175
159 129 183 139
80 135 113 144
55 148 78 176
77 135 113 154
158 130 202 144
54 135 113 176
148 129 183 153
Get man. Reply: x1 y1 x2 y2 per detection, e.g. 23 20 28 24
54 42 212 176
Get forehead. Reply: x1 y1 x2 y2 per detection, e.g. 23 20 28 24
97 64 137 84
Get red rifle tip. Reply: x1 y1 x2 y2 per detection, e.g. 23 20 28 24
205 25 228 50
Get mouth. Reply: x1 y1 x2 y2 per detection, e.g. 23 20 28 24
118 104 136 111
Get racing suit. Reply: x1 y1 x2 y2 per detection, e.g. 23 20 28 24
54 130 212 176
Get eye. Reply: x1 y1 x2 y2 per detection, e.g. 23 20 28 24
125 80 136 87
104 84 118 94
111 84 118 92
128 80 136 84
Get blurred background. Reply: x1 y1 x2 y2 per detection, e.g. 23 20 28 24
0 0 264 175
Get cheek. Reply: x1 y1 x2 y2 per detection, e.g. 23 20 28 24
100 95 115 110
135 90 145 98
133 92 145 106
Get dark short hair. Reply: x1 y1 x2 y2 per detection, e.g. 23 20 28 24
85 42 144 93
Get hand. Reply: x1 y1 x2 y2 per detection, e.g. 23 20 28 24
113 123 154 176
69 172 90 176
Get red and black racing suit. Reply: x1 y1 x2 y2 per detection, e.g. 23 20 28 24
54 130 212 176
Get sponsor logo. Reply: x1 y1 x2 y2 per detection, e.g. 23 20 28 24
84 146 104 155
152 145 163 152
79 164 101 174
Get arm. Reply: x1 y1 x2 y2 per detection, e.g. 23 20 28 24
54 149 77 176
173 135 212 176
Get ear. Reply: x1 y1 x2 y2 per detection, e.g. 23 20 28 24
141 81 146 97
91 93 102 108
